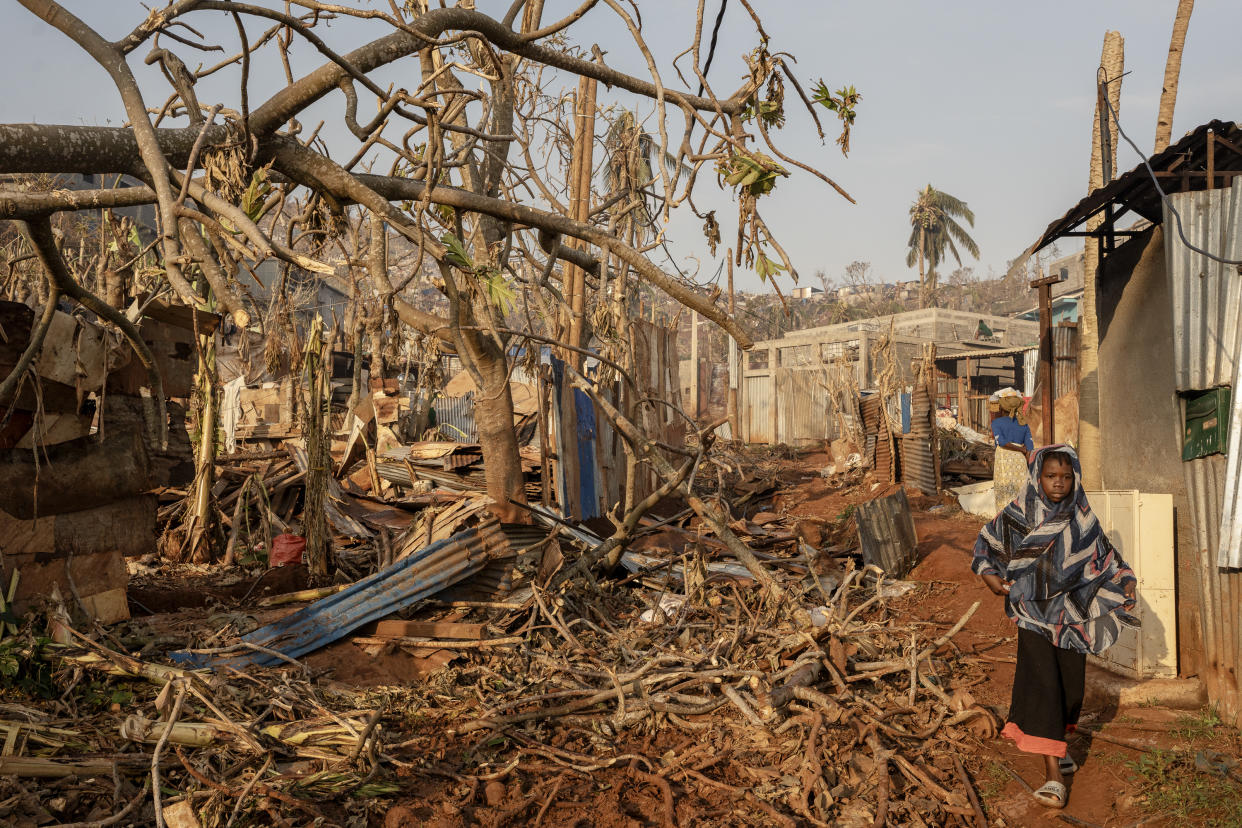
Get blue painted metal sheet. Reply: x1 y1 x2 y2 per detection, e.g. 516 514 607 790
171 520 509 669
574 388 599 519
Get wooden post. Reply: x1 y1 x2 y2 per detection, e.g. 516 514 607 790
963 356 973 430
565 76 597 368
857 334 870 390
536 366 552 508
726 251 739 438
1032 273 1061 445
1207 129 1216 190
928 346 942 490
956 373 967 427
770 348 779 445
689 309 700 418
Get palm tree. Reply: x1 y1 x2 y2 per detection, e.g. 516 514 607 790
1154 0 1195 152
600 109 683 242
905 184 980 307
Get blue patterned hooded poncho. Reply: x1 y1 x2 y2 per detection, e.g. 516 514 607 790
971 445 1139 655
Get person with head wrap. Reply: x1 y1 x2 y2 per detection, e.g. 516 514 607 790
971 445 1138 809
989 390 1033 513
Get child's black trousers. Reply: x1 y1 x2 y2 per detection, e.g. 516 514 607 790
1001 627 1086 757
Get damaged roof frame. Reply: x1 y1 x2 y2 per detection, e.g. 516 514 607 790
1031 120 1242 254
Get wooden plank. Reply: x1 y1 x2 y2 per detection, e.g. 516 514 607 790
373 620 484 640
131 294 221 335
107 317 196 398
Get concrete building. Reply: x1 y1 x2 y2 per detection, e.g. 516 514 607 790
730 308 1037 446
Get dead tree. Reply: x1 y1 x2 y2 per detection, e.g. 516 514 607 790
1 0 858 533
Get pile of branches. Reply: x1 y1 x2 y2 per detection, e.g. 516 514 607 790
0 608 398 826
1 549 996 826
401 567 995 827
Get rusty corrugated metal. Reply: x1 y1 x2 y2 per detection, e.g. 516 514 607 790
861 395 896 483
901 387 937 494
856 488 918 578
902 436 936 494
908 387 933 437
1183 456 1242 721
1165 187 1242 392
1052 325 1079 400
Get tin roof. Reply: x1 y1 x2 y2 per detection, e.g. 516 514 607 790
933 344 1035 362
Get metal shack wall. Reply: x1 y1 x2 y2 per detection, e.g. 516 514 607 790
1164 186 1242 721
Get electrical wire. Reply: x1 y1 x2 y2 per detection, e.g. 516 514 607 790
1100 78 1242 266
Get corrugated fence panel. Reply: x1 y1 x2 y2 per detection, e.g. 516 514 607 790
1221 342 1242 566
901 387 937 494
1053 326 1079 400
855 488 918 578
861 395 896 483
1166 186 1242 391
777 368 830 445
745 375 774 443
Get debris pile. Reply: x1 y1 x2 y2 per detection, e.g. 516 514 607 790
0 474 1001 826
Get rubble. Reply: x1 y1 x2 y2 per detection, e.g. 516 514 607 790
0 393 1016 825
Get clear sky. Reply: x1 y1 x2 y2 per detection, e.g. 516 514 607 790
2 1 1239 296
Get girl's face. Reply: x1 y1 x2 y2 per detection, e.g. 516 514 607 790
1040 457 1074 503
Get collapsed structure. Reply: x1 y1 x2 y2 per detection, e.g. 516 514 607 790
0 298 198 623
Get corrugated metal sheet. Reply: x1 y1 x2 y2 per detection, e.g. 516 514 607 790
1166 187 1242 569
861 395 896 483
1183 456 1242 721
1053 325 1079 400
933 344 1036 361
855 488 918 578
1165 186 1242 720
1221 368 1242 566
170 520 509 670
745 375 774 443
776 368 830 445
1165 186 1242 392
434 394 478 442
901 387 937 494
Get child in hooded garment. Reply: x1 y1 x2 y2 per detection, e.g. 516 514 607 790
971 446 1138 809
